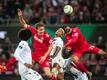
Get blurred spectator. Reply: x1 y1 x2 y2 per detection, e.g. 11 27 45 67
0 0 107 24
96 36 106 50
47 7 58 24
23 4 33 22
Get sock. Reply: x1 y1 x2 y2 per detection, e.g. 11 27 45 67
76 62 88 74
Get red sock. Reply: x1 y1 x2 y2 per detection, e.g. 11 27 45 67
76 62 88 74
6 57 17 69
50 74 56 80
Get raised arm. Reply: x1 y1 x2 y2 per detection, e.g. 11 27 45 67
18 8 27 27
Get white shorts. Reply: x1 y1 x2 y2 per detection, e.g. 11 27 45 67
20 68 42 80
70 67 88 80
52 56 65 68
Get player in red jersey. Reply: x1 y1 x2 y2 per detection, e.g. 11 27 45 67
64 26 107 77
0 9 55 80
18 9 56 79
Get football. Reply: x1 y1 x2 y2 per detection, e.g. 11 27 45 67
63 5 73 15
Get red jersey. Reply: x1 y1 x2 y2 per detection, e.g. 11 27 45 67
65 28 89 51
25 25 52 56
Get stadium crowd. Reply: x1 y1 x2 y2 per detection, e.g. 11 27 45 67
0 0 107 24
0 0 107 79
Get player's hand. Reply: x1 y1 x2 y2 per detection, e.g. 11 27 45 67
63 45 66 48
18 8 23 16
39 56 46 64
24 63 32 68
0 65 7 72
87 71 92 79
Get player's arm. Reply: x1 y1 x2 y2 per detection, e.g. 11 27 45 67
65 32 79 47
39 36 53 63
18 9 27 27
44 44 53 58
0 57 17 72
44 34 53 58
51 46 61 59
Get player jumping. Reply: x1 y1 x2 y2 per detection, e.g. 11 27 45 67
50 28 65 80
0 9 56 80
64 26 107 79
50 28 89 80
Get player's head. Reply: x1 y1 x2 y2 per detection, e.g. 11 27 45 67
65 26 71 34
53 63 61 69
55 28 65 37
18 29 32 41
35 22 45 35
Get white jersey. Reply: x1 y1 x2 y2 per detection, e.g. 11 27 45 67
50 37 63 57
14 40 32 74
14 40 42 80
70 66 88 80
50 37 65 68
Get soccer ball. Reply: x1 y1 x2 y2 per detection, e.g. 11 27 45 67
51 68 58 75
63 5 73 15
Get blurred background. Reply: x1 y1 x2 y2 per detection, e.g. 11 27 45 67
0 0 107 80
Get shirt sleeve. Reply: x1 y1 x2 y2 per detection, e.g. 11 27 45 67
54 39 63 48
24 24 36 35
14 42 26 64
45 33 53 46
65 28 79 47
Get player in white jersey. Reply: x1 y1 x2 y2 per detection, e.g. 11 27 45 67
50 28 89 80
63 47 89 80
50 28 65 80
14 29 42 80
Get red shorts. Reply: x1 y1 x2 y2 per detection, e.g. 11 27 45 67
32 53 50 69
72 45 100 60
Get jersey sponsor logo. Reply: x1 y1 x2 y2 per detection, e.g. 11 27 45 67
46 34 49 37
34 35 43 43
89 46 95 50
19 46 23 49
74 33 78 36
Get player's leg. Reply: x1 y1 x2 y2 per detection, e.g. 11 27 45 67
79 73 88 80
24 69 42 80
52 63 64 80
89 45 107 58
57 72 64 80
98 49 107 57
71 51 90 76
71 51 82 64
41 60 57 80
20 76 26 80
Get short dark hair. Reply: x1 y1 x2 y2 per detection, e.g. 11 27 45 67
18 29 32 41
35 22 45 29
65 26 71 34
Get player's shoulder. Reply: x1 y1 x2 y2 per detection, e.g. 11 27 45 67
72 28 80 32
56 37 63 41
44 32 50 38
19 40 28 47
25 24 36 30
54 37 63 44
